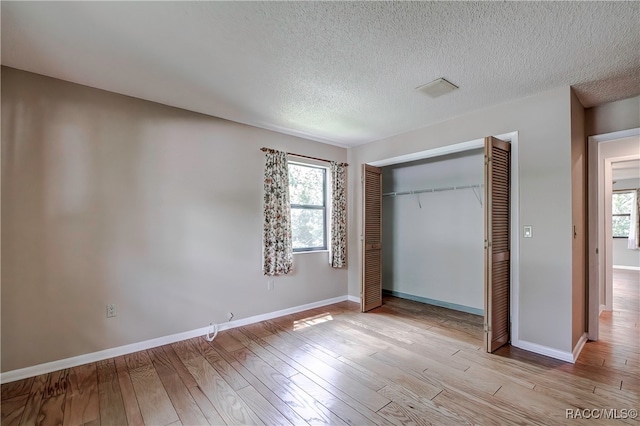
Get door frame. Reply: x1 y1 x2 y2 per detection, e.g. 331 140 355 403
366 131 521 347
587 128 640 340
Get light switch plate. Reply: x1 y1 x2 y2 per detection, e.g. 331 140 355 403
523 226 533 238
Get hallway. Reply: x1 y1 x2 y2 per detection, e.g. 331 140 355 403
580 268 639 393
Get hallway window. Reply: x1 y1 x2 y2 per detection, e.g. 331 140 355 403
612 191 633 238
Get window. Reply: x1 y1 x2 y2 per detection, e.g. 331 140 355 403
289 163 327 251
612 191 634 238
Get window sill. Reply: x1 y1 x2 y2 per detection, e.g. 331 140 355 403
293 250 329 255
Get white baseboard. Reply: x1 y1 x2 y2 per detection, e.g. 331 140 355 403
512 339 574 363
1 295 350 384
599 304 606 315
347 295 361 303
613 265 640 271
572 333 588 363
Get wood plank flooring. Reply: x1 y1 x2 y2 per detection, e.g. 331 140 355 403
3 271 638 425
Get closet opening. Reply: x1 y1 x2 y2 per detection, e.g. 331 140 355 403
362 134 517 353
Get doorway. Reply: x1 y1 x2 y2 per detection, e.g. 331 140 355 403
587 128 640 340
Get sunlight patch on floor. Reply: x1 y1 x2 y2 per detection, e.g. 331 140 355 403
293 313 333 330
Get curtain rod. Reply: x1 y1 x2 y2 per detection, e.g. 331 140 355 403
260 147 348 167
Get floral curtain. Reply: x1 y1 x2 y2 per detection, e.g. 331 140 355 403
263 150 293 275
330 162 347 268
628 189 640 250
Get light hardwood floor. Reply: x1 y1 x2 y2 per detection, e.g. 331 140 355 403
2 272 638 425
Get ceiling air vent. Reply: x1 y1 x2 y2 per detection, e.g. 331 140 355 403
416 78 459 98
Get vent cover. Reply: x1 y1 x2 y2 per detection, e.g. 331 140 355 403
416 78 459 98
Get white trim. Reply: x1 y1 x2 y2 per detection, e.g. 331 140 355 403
292 250 330 255
604 157 614 312
507 131 520 345
589 128 640 143
347 295 361 303
0 295 350 384
369 138 484 167
588 133 600 340
513 340 574 363
613 265 640 271
368 131 518 168
572 333 589 363
599 304 606 315
517 332 601 364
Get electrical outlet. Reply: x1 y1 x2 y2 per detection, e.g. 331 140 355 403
106 304 117 318
267 280 274 290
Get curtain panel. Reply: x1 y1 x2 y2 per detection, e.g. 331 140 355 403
330 162 347 268
263 150 293 275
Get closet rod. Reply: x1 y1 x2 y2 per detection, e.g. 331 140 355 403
382 183 483 197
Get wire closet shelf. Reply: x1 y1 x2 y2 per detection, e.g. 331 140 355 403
382 183 484 207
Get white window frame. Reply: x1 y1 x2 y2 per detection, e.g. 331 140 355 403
612 190 633 238
288 161 329 252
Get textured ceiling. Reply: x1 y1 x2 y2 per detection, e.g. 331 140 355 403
2 2 639 147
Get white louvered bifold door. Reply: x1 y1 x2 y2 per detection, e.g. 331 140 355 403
362 164 383 312
484 136 511 353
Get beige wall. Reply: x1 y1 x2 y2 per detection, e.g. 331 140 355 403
348 87 575 353
586 96 640 137
1 67 348 372
570 89 587 348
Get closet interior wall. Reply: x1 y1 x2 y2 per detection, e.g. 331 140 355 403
381 149 485 314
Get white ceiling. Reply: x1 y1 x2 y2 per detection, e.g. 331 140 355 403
612 159 640 181
2 2 639 147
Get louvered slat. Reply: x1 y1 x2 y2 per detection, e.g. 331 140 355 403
364 251 382 306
